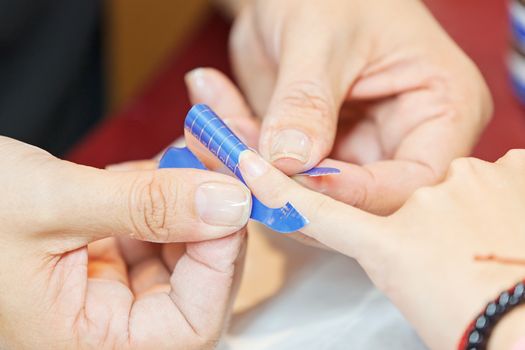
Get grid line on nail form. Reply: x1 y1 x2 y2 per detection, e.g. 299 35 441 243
187 106 248 175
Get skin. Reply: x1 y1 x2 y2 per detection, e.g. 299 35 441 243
238 147 525 350
185 69 525 349
229 0 492 214
0 0 495 346
0 137 251 349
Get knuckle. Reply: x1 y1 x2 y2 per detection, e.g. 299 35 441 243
275 80 334 123
446 157 479 179
499 149 525 165
406 186 435 206
308 193 334 216
345 182 369 210
128 173 176 242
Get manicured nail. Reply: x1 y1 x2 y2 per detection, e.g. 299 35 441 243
185 68 217 103
270 129 312 164
195 182 251 226
239 151 269 178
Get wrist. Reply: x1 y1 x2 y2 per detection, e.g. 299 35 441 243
457 278 525 350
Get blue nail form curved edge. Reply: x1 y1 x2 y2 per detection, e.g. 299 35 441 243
158 104 339 234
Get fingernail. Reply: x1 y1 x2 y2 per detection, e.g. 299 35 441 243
270 129 311 164
239 151 269 178
185 68 217 103
195 182 251 226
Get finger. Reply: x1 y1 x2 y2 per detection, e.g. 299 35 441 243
229 5 277 118
257 18 366 175
117 237 160 266
183 67 261 173
87 237 129 286
38 160 252 251
238 150 386 259
128 230 246 348
169 230 246 338
294 158 437 215
129 257 171 296
185 67 260 148
331 118 384 165
105 160 158 172
161 243 186 271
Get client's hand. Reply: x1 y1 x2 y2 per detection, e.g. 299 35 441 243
237 147 525 350
0 137 250 349
229 0 492 214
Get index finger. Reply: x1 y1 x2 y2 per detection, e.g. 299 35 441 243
238 150 387 259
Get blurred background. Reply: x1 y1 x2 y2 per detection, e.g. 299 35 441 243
106 0 209 112
0 0 214 156
0 0 524 164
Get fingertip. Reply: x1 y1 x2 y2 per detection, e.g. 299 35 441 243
266 128 313 171
185 67 218 105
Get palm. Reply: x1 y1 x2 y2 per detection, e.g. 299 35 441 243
37 233 244 349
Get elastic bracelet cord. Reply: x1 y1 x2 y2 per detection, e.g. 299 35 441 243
458 280 525 350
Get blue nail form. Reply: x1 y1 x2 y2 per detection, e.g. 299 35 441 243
158 146 206 170
159 104 339 233
298 167 341 177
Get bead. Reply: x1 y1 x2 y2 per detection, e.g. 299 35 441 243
513 283 525 299
485 302 502 318
462 281 525 350
498 291 511 309
475 315 490 331
509 294 521 306
468 330 484 345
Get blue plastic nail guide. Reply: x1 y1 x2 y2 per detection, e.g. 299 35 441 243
159 104 339 233
298 167 341 177
158 146 206 170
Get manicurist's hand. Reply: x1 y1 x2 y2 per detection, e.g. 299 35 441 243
0 137 251 349
236 146 525 350
230 0 492 214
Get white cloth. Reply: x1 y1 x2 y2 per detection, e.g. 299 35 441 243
219 232 427 350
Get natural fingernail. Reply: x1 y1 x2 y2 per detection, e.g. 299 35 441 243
185 68 217 103
239 151 269 178
195 182 251 226
270 129 311 164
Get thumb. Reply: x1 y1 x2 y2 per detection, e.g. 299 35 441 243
51 163 251 246
11 154 251 250
258 28 363 175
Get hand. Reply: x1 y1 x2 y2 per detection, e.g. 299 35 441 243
230 0 492 214
0 137 250 349
235 145 525 350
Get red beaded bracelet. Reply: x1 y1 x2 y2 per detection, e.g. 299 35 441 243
458 280 525 350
